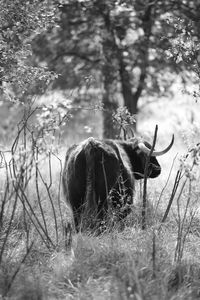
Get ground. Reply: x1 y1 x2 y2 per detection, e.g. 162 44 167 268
0 86 200 299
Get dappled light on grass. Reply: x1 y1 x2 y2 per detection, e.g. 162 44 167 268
1 137 200 299
1 92 200 299
1 160 200 299
43 224 200 299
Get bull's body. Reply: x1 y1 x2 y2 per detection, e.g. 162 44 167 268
62 137 162 230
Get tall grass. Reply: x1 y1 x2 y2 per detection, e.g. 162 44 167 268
0 104 200 299
0 106 73 298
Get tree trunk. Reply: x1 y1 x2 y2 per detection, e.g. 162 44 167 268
99 0 154 137
102 94 118 138
97 1 119 138
116 1 154 132
118 54 139 114
101 51 119 138
102 51 119 138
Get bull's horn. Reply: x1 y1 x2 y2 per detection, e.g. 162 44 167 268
138 134 174 157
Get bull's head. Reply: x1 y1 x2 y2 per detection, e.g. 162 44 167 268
130 135 174 179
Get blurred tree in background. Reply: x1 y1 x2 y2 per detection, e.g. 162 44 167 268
1 0 200 139
32 0 200 138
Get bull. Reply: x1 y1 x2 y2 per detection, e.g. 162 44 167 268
62 135 174 231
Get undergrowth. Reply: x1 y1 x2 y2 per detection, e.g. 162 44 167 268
0 106 200 299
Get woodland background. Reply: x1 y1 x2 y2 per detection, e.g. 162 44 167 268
1 1 200 299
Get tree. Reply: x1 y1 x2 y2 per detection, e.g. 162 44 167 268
0 0 57 103
33 0 200 138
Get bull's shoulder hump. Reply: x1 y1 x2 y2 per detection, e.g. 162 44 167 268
83 137 99 147
83 137 114 153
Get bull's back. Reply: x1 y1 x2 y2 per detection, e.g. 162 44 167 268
93 142 120 200
63 138 124 227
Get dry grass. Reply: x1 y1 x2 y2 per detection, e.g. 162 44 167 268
2 219 200 299
1 90 200 299
1 177 200 300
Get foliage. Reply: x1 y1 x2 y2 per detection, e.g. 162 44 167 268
113 106 136 138
165 12 200 98
33 0 200 109
0 0 57 102
2 0 200 136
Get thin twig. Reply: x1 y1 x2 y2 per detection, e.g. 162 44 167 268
142 125 158 230
155 153 178 215
37 162 58 244
35 147 49 238
161 169 182 223
0 193 18 265
3 241 34 297
52 153 65 230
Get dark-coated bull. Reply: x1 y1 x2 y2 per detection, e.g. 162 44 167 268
62 135 174 231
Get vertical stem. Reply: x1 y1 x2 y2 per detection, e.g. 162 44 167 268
152 229 156 278
161 169 182 223
142 125 158 230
